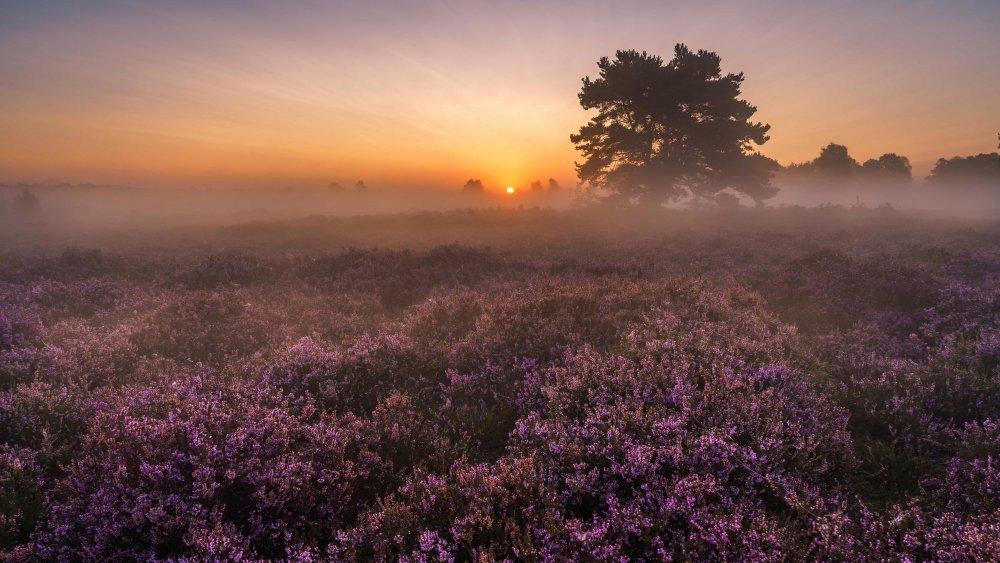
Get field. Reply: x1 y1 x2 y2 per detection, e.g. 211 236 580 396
2 206 1000 560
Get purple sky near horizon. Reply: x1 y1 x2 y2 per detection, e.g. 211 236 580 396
1 0 998 189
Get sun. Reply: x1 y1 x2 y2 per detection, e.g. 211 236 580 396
506 186 515 194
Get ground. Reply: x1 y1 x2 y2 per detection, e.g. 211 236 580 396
2 206 1000 560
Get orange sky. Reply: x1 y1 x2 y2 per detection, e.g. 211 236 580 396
1 1 998 189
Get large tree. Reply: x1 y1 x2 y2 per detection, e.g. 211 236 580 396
570 45 777 205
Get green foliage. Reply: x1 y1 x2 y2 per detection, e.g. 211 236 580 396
571 45 776 205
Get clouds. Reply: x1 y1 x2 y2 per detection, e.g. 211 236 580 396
1 0 998 187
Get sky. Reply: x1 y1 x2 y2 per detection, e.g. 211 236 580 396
1 0 998 189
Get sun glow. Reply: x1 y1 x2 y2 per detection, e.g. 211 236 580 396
506 186 515 194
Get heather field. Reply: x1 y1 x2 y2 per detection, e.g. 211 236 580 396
2 207 1000 560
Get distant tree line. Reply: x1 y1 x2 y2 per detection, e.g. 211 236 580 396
461 178 561 194
927 133 1000 186
784 138 1000 187
566 44 998 206
784 143 913 185
327 180 370 192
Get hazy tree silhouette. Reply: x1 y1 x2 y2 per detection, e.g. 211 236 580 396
927 135 1000 186
355 180 368 192
810 143 858 182
860 153 912 183
327 181 344 192
462 179 485 194
928 153 1000 186
571 45 777 205
13 188 40 213
547 178 561 192
530 180 544 193
815 143 857 171
785 143 865 186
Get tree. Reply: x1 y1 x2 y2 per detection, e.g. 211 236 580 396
860 153 912 183
529 180 544 193
927 153 1000 186
810 143 859 183
784 143 862 186
547 178 561 192
927 135 1000 187
355 180 368 192
570 45 777 205
462 179 485 194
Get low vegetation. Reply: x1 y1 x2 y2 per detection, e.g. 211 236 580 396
2 208 999 559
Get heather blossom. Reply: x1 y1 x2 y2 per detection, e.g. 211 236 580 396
2 225 999 559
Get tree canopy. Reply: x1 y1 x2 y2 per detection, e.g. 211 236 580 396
928 152 1000 186
570 45 777 206
462 179 485 194
811 143 858 181
861 153 912 182
925 133 999 187
786 144 912 185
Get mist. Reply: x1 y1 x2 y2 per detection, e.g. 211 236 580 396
0 182 579 249
770 178 1000 214
2 179 998 260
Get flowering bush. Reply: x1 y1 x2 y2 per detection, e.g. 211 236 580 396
0 445 43 555
130 291 272 365
2 218 999 559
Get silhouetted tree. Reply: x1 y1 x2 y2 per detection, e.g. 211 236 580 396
860 153 912 183
785 143 863 186
529 180 544 193
812 143 859 182
571 45 776 205
547 178 561 192
927 135 1000 187
355 180 368 192
928 153 1000 186
462 179 485 194
328 181 345 192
